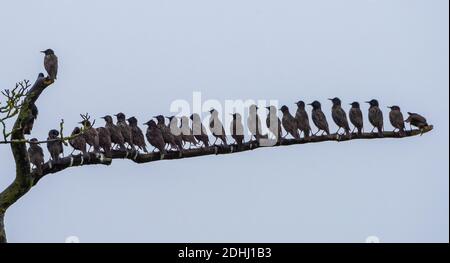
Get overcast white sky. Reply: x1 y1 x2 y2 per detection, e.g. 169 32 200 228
0 0 448 242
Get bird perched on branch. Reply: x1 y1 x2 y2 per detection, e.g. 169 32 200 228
209 109 227 146
308 101 330 136
166 116 184 152
23 103 39 135
96 127 112 156
47 129 63 161
155 115 178 151
405 112 428 132
28 138 44 175
190 113 210 147
144 119 166 156
115 113 134 150
127 116 148 153
366 99 384 137
294 101 311 138
329 97 351 136
79 117 100 153
349 102 363 136
41 49 58 80
247 105 268 143
69 127 87 155
230 113 244 146
388 106 406 136
102 115 126 150
280 105 300 139
265 106 282 143
180 116 198 149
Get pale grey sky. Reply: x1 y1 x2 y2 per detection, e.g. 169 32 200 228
0 0 448 242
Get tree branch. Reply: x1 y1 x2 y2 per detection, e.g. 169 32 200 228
33 125 433 185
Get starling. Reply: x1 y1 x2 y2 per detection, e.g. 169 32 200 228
388 106 406 136
69 127 87 155
230 113 244 146
294 101 311 138
308 101 330 136
190 113 210 147
155 115 179 151
79 119 100 153
127 116 148 152
247 105 268 143
329 97 351 136
405 112 428 131
265 106 282 143
41 49 58 80
143 120 167 156
180 116 198 149
28 138 44 175
47 129 63 161
349 102 363 135
102 115 126 150
209 109 228 146
279 105 300 139
96 127 112 156
23 103 38 135
366 99 384 137
115 112 134 149
166 116 184 151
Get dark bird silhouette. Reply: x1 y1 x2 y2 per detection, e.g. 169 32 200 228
144 119 167 156
127 116 148 152
47 129 63 161
180 116 198 149
115 112 134 149
265 106 282 143
230 113 244 146
280 105 300 139
96 127 112 156
69 127 87 155
349 102 363 135
102 115 126 150
190 113 210 147
308 101 330 136
294 101 311 138
247 105 268 143
366 99 384 137
28 138 44 175
388 106 406 136
41 49 58 80
23 103 39 135
209 109 227 146
329 97 351 136
155 115 178 151
167 116 184 151
79 119 100 153
405 112 428 132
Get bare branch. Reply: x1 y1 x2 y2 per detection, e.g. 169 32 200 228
32 125 434 185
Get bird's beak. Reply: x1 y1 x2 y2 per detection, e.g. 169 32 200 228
307 103 312 106
265 106 270 110
40 51 45 53
387 106 391 109
328 98 333 101
365 101 370 104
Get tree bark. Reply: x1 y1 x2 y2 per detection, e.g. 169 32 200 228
0 75 53 243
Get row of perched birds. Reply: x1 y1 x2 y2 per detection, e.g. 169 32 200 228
27 98 428 174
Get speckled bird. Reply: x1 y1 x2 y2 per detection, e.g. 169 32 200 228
69 127 87 155
280 105 300 139
115 112 134 149
190 113 210 147
127 116 148 152
329 97 350 136
41 49 58 80
308 101 330 136
405 112 428 131
265 106 282 143
294 101 311 138
388 105 405 136
366 99 384 137
155 115 178 150
28 138 44 175
144 119 167 156
349 102 363 135
180 116 198 149
79 119 100 153
230 113 244 146
47 129 63 161
102 115 126 150
209 109 227 146
96 127 112 156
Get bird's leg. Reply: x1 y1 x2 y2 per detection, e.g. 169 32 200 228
370 127 375 133
351 127 356 134
213 137 218 146
336 127 341 135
